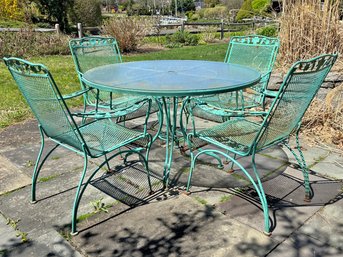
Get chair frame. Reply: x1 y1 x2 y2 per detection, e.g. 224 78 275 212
189 35 280 124
4 57 154 235
185 53 338 235
224 35 280 109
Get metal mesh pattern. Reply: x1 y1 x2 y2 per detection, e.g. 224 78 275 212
197 119 261 153
69 37 122 74
192 36 279 118
256 60 334 149
69 37 156 115
8 61 83 149
79 119 147 156
70 37 123 106
192 54 337 154
5 58 148 158
223 35 279 100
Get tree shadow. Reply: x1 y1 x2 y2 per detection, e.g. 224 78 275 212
74 205 230 257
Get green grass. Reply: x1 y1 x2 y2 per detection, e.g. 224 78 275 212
194 196 208 205
219 195 232 203
0 43 227 129
0 18 31 28
38 174 59 183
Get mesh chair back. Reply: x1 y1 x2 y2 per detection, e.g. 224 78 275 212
225 35 279 75
256 54 337 150
4 57 84 150
69 36 122 74
69 37 123 107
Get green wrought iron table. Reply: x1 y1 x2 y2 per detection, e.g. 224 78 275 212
82 60 261 186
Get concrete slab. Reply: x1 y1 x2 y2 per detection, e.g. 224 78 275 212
311 152 343 179
267 233 343 257
261 143 331 168
0 120 40 152
148 145 288 189
72 194 278 257
0 229 83 257
0 155 31 195
0 214 23 252
216 167 343 243
296 197 343 250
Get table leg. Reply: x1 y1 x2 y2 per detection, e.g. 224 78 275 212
161 97 178 186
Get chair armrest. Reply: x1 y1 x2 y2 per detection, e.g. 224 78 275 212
72 97 150 119
196 102 267 117
62 88 91 100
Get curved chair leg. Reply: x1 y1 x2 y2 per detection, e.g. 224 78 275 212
251 151 271 236
31 126 60 203
284 135 311 201
152 97 164 143
70 148 151 235
71 148 88 236
187 148 271 235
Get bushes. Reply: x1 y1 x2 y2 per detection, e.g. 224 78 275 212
102 16 153 52
69 0 102 26
165 31 199 48
256 25 277 37
203 6 228 20
0 29 70 58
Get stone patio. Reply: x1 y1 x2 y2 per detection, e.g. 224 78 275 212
0 115 342 257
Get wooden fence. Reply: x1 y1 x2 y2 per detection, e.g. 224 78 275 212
0 20 278 40
0 24 61 34
76 20 278 39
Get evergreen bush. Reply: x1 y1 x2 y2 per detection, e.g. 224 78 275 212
69 0 102 26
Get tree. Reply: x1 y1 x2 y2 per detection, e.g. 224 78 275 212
236 0 253 20
205 0 220 8
170 0 195 15
252 0 271 14
69 0 102 26
0 0 24 20
34 0 74 32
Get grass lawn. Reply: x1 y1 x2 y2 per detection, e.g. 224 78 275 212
0 43 228 129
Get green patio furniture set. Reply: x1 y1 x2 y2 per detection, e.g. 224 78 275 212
3 35 337 236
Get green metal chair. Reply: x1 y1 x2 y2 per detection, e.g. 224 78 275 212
185 54 337 235
69 36 158 122
3 57 153 235
191 35 280 122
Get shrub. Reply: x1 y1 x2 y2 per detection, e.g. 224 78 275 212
200 26 217 43
165 30 199 48
191 13 200 21
102 16 153 52
203 6 228 20
256 25 277 37
69 0 102 26
0 29 70 58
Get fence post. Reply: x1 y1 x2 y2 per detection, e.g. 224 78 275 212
77 23 83 38
220 19 224 40
181 20 185 32
55 24 61 35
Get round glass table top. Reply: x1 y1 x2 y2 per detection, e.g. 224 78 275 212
82 60 261 97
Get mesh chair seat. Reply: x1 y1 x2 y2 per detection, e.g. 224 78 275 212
196 119 261 153
54 119 148 157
